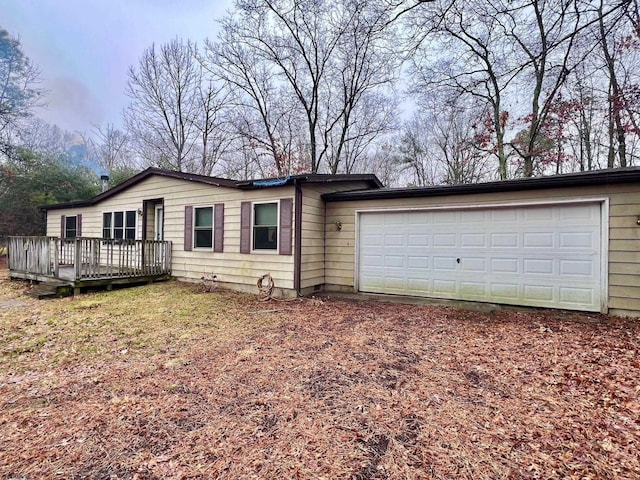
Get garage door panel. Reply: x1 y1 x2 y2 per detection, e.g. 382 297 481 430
560 286 597 305
383 275 405 289
461 233 486 247
460 210 486 223
358 203 602 312
361 234 382 247
434 211 457 224
406 212 431 224
491 258 519 273
383 213 405 225
433 279 456 295
384 255 405 268
491 283 520 300
560 204 598 221
407 278 430 291
560 259 595 276
408 234 429 246
491 233 518 248
524 284 555 301
524 208 554 221
408 256 429 269
433 233 456 247
461 257 485 272
384 234 405 246
433 256 456 270
524 232 555 248
461 281 486 296
360 254 383 268
491 209 519 222
560 231 597 248
523 258 555 275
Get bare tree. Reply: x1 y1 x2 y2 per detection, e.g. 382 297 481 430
407 0 633 178
125 38 233 173
195 75 233 175
212 0 399 175
206 28 299 176
0 28 42 153
395 115 439 186
409 0 517 179
82 123 131 174
592 0 640 168
18 118 77 159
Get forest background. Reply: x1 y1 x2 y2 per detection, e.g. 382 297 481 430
1 0 638 239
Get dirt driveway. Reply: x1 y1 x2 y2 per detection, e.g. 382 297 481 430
1 273 639 479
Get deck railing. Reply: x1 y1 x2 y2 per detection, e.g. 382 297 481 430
8 236 172 281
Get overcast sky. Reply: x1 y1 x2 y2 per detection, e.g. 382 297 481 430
2 0 234 133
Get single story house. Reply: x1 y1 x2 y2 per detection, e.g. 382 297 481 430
34 166 640 317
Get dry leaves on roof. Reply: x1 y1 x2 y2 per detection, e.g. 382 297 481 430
0 273 639 479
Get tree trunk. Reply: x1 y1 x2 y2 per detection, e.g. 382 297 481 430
599 1 626 168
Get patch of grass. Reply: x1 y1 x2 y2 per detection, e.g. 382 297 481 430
0 275 273 373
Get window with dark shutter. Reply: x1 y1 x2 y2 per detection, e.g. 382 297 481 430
253 202 278 250
194 206 213 249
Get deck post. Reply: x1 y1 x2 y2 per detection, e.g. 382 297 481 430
74 237 81 280
53 237 60 278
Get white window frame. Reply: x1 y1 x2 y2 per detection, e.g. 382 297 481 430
102 210 137 240
251 200 280 253
193 205 214 250
64 215 77 238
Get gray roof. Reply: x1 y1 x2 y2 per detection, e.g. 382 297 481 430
44 167 383 210
323 167 640 202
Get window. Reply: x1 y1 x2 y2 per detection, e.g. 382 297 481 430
253 202 278 250
102 213 111 239
102 210 136 240
65 216 77 238
194 206 213 249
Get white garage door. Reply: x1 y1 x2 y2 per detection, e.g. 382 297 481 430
358 203 603 312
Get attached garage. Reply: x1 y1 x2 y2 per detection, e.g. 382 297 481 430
357 202 605 312
323 168 640 317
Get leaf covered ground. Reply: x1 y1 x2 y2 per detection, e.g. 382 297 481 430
0 270 639 479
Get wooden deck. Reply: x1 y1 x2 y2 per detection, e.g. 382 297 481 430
8 236 172 294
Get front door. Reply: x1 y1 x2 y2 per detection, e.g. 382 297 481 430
154 205 165 265
154 205 164 241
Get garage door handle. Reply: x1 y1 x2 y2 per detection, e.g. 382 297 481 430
456 258 460 263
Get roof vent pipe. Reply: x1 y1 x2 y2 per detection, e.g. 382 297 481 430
100 175 109 193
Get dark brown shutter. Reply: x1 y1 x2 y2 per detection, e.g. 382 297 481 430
279 198 293 255
184 206 193 251
77 214 82 237
214 203 224 253
60 215 66 238
240 201 251 254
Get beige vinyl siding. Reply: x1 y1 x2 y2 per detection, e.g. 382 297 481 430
299 182 372 291
47 208 93 237
325 184 640 317
47 175 296 290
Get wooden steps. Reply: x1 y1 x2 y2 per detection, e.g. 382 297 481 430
26 281 74 299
